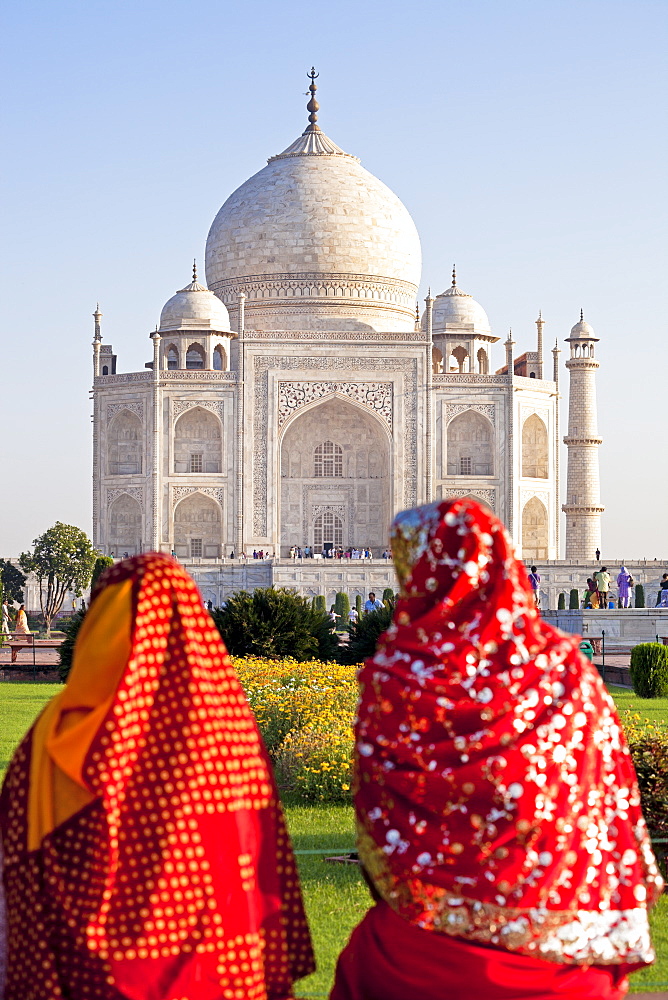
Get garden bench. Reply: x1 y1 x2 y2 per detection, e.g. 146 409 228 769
6 634 63 664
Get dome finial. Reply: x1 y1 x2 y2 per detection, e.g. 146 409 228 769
452 264 457 287
580 308 584 322
193 258 199 283
305 67 320 133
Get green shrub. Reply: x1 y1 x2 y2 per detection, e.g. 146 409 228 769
212 587 338 662
627 734 668 837
339 603 394 665
58 609 87 682
382 588 395 606
334 591 350 628
355 594 362 616
629 643 668 698
635 584 645 608
569 588 579 610
314 594 326 614
557 592 566 610
91 554 114 590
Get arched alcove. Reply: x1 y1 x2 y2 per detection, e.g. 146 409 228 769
108 494 142 555
279 397 391 557
451 346 469 373
432 346 443 374
522 414 548 478
213 345 225 371
313 511 343 552
173 493 221 559
185 343 205 370
447 410 494 476
522 497 548 560
477 348 489 374
174 407 221 474
108 410 142 476
166 345 179 370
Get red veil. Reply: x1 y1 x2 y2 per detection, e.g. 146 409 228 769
1 554 314 1000
354 499 662 968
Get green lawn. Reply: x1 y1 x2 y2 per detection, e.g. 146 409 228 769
1 682 667 995
608 685 668 729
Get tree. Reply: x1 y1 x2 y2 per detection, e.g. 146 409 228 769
58 608 87 683
569 588 580 610
0 559 26 604
334 591 350 629
557 592 566 610
20 522 97 636
382 588 395 606
91 554 115 591
211 587 339 662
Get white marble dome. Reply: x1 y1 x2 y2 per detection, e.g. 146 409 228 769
159 276 230 333
205 126 421 333
427 277 491 334
569 313 597 339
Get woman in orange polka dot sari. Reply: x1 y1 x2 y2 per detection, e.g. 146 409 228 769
1 553 314 1000
331 498 662 1000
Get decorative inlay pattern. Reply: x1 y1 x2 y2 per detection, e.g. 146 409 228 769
106 487 144 509
244 329 427 343
446 403 495 425
107 401 144 421
96 372 152 384
278 382 392 429
520 489 550 509
172 399 225 422
434 374 509 385
442 487 496 511
253 356 418 535
171 486 225 511
312 504 346 519
302 486 353 543
213 272 417 308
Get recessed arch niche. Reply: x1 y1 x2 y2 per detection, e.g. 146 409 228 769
522 497 548 560
522 414 548 478
174 407 222 474
173 493 222 559
108 494 142 555
107 410 142 476
279 397 391 557
447 410 494 476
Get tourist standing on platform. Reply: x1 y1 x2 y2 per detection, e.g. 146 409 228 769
331 498 662 1000
0 554 314 1000
617 566 632 608
527 565 540 607
594 566 611 608
1 599 10 638
585 576 599 609
658 573 668 607
13 605 29 636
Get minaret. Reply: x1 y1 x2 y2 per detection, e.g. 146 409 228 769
92 303 102 378
505 329 515 373
535 311 544 379
562 311 604 559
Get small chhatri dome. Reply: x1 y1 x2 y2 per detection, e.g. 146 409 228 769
424 268 491 335
205 69 421 333
568 309 598 341
159 265 231 333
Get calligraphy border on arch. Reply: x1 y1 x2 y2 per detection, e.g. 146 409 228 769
107 401 144 421
171 486 226 511
445 403 496 425
172 399 225 422
253 356 418 535
441 487 496 511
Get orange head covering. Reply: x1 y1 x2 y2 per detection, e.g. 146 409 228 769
2 553 314 1000
355 499 662 969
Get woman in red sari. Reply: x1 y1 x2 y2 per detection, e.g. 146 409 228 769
332 498 662 1000
1 553 314 1000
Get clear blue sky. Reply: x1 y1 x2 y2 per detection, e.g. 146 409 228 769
1 0 666 558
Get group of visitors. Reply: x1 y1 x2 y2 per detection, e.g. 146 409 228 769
0 600 29 639
0 498 663 999
584 565 633 608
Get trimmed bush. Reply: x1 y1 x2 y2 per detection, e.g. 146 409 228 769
557 592 566 610
569 588 579 610
339 602 394 665
382 588 395 606
314 594 326 614
629 643 668 698
212 588 338 662
334 591 350 628
355 594 362 616
91 554 115 591
58 609 87 682
635 583 645 608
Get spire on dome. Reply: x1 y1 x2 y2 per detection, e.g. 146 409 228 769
452 265 457 287
580 308 584 322
193 259 198 283
305 67 320 133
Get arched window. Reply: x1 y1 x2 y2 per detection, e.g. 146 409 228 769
451 346 469 373
108 410 142 475
173 493 222 559
447 410 493 476
313 511 343 551
522 497 548 560
186 343 205 370
213 345 225 371
477 348 488 374
102 365 109 375
432 346 443 374
314 441 343 478
174 407 222 474
167 346 179 370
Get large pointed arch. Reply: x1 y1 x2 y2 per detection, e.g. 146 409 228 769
173 491 222 559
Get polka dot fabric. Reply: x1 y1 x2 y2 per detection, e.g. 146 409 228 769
355 499 663 968
1 553 314 1000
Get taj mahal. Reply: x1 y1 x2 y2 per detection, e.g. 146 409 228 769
90 72 604 601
